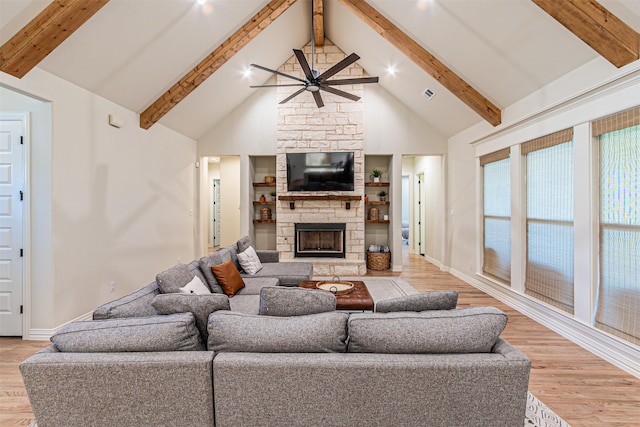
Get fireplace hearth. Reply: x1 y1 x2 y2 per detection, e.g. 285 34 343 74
295 223 346 258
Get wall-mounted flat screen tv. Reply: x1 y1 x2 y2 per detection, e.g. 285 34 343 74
286 152 354 191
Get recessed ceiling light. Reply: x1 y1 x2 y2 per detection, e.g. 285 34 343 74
386 65 397 76
242 68 252 78
196 0 207 5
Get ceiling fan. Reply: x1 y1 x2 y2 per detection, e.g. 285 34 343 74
249 1 378 108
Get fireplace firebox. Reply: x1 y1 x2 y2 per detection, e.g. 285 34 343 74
295 223 346 258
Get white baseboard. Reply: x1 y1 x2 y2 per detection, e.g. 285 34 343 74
450 268 640 379
27 311 93 341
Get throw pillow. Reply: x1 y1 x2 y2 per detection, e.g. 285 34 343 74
347 307 508 354
211 259 245 297
259 286 336 316
179 275 212 295
151 293 230 341
51 312 205 352
155 263 194 294
237 246 263 275
375 290 458 313
236 235 254 253
207 311 349 353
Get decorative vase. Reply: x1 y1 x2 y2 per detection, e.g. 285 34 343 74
374 176 380 183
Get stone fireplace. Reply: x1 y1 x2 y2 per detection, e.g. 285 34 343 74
275 41 367 276
295 223 346 258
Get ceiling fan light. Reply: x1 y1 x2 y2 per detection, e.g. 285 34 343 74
306 84 320 92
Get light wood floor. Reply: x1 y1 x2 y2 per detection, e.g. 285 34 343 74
1 250 639 427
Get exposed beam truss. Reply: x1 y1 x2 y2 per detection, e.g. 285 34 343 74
139 0 297 130
0 0 110 78
532 0 639 68
314 0 324 46
338 0 502 127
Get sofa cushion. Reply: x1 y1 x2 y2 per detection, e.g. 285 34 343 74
187 259 208 287
156 264 195 294
236 277 280 295
242 261 313 286
375 290 458 313
51 313 205 352
212 260 245 297
237 246 263 275
93 282 160 320
179 275 212 295
236 235 254 253
199 251 230 294
347 307 508 354
259 286 336 316
207 311 349 353
151 294 230 341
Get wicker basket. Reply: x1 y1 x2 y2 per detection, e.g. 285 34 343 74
367 251 390 270
264 176 276 184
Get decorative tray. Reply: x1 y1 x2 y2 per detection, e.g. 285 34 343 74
316 281 355 295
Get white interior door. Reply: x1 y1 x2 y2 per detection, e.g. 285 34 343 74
0 119 24 336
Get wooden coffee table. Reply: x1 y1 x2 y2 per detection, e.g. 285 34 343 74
299 280 374 311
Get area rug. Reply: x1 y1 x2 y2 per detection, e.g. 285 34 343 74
27 393 569 427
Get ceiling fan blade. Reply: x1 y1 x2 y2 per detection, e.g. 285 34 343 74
251 63 307 84
250 83 305 88
293 49 315 81
279 87 307 104
316 53 360 81
312 91 324 108
320 85 361 102
324 77 379 86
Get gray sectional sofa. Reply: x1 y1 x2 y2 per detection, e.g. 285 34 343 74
20 237 532 427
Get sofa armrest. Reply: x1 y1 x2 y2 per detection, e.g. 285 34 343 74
20 349 215 427
256 250 279 263
93 282 159 320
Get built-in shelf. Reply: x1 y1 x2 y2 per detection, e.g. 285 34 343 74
365 182 390 187
366 201 390 205
253 201 277 205
253 182 276 187
253 219 276 224
365 220 390 224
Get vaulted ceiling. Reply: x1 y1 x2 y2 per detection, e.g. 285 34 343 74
1 0 639 140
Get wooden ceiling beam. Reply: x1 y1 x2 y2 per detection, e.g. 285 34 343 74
0 0 110 78
338 0 501 127
140 0 297 130
532 0 639 68
314 0 324 46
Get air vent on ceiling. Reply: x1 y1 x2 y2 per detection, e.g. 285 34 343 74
422 88 436 100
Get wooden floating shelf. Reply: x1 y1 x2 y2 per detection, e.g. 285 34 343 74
365 220 390 224
253 219 276 224
367 201 390 205
278 195 362 210
278 195 361 201
253 182 276 187
365 182 390 187
253 201 276 205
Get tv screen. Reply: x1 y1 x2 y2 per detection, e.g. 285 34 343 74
287 152 354 191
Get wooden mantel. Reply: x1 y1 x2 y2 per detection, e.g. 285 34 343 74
278 195 361 210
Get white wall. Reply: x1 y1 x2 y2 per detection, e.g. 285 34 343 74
0 69 197 335
218 156 241 247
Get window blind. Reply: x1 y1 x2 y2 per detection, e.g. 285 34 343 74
523 130 574 314
592 106 640 137
482 153 511 284
595 122 640 346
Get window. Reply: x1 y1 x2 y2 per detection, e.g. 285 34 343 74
523 129 574 313
593 107 640 346
481 148 511 284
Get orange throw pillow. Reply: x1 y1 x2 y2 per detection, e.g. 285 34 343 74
211 259 245 297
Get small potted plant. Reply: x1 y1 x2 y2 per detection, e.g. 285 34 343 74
270 191 277 201
378 190 387 201
371 169 383 182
